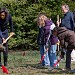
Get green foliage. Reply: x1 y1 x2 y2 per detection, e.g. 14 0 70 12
0 0 75 50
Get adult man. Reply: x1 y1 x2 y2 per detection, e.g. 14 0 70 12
57 4 75 71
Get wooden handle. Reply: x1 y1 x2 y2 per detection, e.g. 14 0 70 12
2 33 14 45
57 15 59 22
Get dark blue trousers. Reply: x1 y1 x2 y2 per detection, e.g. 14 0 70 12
66 49 72 69
0 29 8 64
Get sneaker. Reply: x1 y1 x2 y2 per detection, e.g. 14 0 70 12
48 67 54 71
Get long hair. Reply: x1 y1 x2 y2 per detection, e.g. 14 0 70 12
0 7 8 18
37 13 48 27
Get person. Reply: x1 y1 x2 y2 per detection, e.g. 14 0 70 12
57 4 75 31
0 7 14 66
37 14 45 66
48 27 59 70
57 4 75 71
73 9 75 32
53 27 75 70
37 13 52 67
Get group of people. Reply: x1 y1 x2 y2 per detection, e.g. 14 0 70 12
0 4 74 73
37 4 75 71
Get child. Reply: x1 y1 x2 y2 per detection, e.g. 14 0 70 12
48 27 59 70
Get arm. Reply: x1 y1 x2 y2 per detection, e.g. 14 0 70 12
70 12 75 31
8 14 14 32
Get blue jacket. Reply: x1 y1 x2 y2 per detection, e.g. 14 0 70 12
61 11 75 31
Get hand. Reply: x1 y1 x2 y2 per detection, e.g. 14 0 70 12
56 18 61 27
46 48 49 51
2 38 6 44
56 21 60 27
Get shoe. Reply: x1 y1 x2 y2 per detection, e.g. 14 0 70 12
71 69 75 72
48 67 54 71
62 68 71 71
44 65 49 68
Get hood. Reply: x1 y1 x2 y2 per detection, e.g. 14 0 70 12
45 20 52 26
58 27 68 35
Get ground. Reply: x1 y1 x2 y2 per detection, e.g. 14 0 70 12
0 50 75 75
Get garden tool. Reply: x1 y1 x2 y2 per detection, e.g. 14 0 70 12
2 65 9 74
0 32 14 51
40 50 48 63
54 41 60 67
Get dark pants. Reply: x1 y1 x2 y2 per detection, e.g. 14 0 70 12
0 29 8 65
66 49 72 69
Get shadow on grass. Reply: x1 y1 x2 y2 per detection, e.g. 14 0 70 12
19 63 75 74
41 69 75 74
20 63 47 69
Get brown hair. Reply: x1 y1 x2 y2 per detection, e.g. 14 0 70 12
37 13 48 27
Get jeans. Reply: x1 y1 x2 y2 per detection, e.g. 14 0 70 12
39 45 45 66
44 46 50 66
48 44 57 67
39 45 50 66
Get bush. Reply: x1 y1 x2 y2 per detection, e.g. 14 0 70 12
0 0 75 50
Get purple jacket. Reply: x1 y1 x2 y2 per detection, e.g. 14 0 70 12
50 35 58 45
43 19 52 44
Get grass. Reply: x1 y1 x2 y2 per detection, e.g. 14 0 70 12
0 50 75 75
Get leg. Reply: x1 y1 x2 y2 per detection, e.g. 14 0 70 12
3 42 8 66
39 45 45 66
0 37 2 66
66 49 72 69
44 46 50 66
2 30 8 66
49 45 57 67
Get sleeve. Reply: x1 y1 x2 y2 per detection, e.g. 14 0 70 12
0 30 3 38
70 12 75 31
37 27 41 44
8 14 14 32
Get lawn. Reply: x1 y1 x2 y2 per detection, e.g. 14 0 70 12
0 50 75 75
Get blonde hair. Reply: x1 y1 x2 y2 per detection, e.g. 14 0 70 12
37 13 48 27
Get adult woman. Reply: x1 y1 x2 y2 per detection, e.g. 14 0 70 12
37 13 50 66
0 7 14 66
